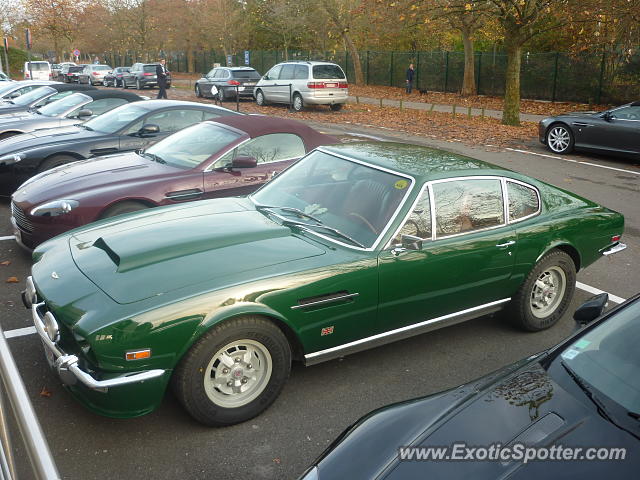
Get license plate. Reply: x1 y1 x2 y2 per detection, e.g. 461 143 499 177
325 83 337 88
245 82 256 86
238 86 245 92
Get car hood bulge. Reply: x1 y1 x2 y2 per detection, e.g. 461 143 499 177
69 200 326 304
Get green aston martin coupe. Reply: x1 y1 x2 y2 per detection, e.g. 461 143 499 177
24 142 626 426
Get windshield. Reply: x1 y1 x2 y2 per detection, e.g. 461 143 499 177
561 299 640 415
12 86 55 106
251 151 411 248
39 93 90 117
145 122 242 169
83 103 147 133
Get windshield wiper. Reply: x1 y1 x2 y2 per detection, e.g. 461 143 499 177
142 151 166 164
255 204 323 224
78 124 93 131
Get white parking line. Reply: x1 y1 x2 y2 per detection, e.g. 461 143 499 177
576 282 626 304
1 281 626 340
0 235 15 241
4 326 36 339
506 148 640 176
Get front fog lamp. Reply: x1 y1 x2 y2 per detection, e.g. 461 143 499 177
0 154 23 166
30 199 79 217
43 312 59 343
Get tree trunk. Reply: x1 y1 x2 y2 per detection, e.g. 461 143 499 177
502 42 521 126
342 31 363 85
460 28 476 96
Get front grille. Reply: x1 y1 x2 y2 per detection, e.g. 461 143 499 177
11 201 34 232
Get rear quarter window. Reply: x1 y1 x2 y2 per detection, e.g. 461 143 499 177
312 64 345 80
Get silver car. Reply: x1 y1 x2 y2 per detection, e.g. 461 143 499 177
78 65 112 85
254 61 348 112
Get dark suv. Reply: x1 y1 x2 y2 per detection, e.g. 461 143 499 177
122 63 172 90
195 66 261 101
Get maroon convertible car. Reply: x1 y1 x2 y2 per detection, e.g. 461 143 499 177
10 115 337 249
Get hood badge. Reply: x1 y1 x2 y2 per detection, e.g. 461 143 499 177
51 272 60 279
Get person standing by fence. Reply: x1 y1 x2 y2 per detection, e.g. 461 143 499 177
406 63 415 94
156 58 169 99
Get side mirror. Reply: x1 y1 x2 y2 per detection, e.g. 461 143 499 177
603 111 613 122
573 293 608 328
77 109 93 118
139 124 160 135
401 234 423 251
232 155 257 169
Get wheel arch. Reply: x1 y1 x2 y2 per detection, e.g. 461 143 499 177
544 121 573 139
98 197 158 219
536 242 582 272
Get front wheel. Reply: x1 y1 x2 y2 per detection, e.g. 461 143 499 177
255 89 266 106
546 124 574 154
507 250 576 331
100 201 149 219
136 79 142 90
195 84 201 97
172 316 291 426
37 154 77 173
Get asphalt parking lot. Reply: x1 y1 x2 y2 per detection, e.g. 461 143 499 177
0 107 638 479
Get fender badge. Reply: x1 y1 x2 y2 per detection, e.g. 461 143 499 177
51 272 60 279
321 326 334 336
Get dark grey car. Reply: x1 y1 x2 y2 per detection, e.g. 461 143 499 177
0 81 61 101
195 67 261 101
0 90 144 140
104 67 131 87
122 63 172 90
539 101 640 158
0 83 96 116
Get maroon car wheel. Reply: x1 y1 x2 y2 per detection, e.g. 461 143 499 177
100 201 149 219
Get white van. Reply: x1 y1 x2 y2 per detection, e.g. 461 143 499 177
23 61 52 81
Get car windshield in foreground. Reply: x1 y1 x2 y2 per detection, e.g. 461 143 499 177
251 150 412 248
83 103 147 134
144 122 242 169
38 93 90 117
12 86 55 106
560 298 640 423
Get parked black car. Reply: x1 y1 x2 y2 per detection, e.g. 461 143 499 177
103 67 131 87
539 101 640 158
63 65 87 83
122 63 172 90
0 100 239 194
0 84 96 116
195 66 261 101
0 90 143 140
300 293 640 480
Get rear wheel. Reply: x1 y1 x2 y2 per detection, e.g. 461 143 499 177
546 124 574 154
37 155 77 173
330 103 343 112
507 250 576 331
172 316 291 426
136 79 142 90
255 89 266 106
0 132 19 141
101 201 149 219
292 93 303 112
195 84 201 98
122 79 128 89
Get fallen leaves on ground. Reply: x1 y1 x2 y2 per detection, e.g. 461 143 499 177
168 88 536 149
40 387 52 397
6 277 18 283
0 260 10 266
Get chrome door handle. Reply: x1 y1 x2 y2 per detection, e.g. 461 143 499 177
391 247 407 257
496 240 516 248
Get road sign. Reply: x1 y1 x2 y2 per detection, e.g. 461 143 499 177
73 49 80 57
244 51 250 66
226 55 233 67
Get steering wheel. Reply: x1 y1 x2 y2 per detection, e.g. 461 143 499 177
348 212 378 235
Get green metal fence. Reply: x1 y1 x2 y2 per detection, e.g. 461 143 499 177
103 49 639 105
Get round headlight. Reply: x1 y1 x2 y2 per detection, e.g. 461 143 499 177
43 312 59 343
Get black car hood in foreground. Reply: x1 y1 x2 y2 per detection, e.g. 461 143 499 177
310 354 638 480
0 125 101 154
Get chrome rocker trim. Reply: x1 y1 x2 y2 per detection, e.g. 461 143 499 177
31 300 165 393
601 242 627 256
304 298 511 365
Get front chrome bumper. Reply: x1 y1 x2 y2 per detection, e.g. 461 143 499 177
26 277 165 393
602 242 627 256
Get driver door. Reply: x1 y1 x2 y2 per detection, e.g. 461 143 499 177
377 178 516 331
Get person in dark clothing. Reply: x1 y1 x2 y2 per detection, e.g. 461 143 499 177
406 63 415 94
156 59 169 99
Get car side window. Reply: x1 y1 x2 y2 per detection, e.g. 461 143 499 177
143 109 205 132
82 98 129 116
266 65 282 80
433 179 504 237
215 133 305 167
293 65 308 80
34 90 73 107
206 68 216 78
279 65 296 80
507 181 539 222
611 106 640 120
393 186 432 244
